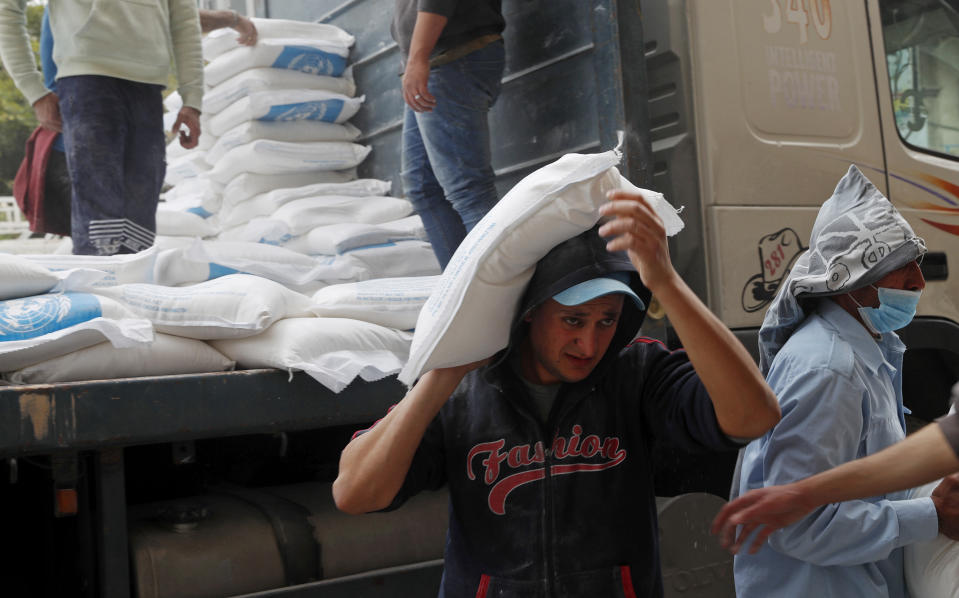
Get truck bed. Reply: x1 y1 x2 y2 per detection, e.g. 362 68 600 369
0 369 403 458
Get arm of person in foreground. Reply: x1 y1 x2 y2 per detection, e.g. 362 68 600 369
332 360 485 514
199 9 257 45
599 193 780 439
402 11 447 112
730 361 941 565
712 419 959 554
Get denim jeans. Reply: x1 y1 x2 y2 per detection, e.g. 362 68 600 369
58 75 165 255
401 40 505 268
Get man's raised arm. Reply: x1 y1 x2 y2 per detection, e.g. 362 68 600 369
599 191 780 439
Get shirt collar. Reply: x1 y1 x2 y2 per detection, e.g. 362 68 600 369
817 299 904 375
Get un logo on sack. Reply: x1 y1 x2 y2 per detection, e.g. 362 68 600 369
0 293 100 341
0 295 72 339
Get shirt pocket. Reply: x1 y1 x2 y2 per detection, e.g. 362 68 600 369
862 390 905 460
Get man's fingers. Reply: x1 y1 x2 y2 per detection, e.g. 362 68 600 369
405 88 436 113
729 522 757 554
600 200 660 226
418 89 437 105
600 219 661 250
605 190 657 213
173 115 200 149
748 527 777 554
711 503 736 536
39 118 62 133
717 521 741 550
599 198 664 234
598 216 660 239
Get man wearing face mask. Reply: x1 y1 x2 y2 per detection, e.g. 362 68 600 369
731 165 959 597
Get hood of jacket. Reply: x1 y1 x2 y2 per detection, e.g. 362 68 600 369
493 224 651 381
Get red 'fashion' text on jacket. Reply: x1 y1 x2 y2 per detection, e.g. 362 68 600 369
466 424 628 515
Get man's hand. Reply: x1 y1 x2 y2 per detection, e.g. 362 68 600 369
711 483 817 554
233 14 257 46
172 106 201 149
932 473 959 540
402 57 436 113
598 191 678 292
33 93 62 133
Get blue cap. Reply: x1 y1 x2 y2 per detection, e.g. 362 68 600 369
552 273 645 310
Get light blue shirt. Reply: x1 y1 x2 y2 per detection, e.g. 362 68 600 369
734 300 938 598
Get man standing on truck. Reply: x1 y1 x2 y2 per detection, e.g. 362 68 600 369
393 0 506 268
732 165 959 597
333 190 781 597
0 0 203 255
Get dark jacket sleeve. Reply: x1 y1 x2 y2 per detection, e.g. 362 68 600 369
627 339 742 454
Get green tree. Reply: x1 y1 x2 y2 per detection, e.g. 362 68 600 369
0 3 45 195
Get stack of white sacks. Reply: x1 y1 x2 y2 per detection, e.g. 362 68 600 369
2 132 686 394
0 251 438 392
0 17 444 392
158 15 438 283
0 20 688 395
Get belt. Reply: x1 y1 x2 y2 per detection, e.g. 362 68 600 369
429 33 503 68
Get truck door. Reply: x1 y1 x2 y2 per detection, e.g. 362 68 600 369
869 0 959 323
686 0 887 328
868 0 959 420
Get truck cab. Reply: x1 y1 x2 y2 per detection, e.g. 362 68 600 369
645 0 959 422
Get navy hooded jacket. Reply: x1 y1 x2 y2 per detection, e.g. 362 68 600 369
368 226 740 597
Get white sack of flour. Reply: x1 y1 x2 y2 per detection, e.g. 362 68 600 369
205 38 352 87
222 170 356 206
0 292 153 371
97 274 313 340
209 140 370 184
283 215 426 256
209 90 363 137
0 254 106 300
202 18 354 61
20 247 161 287
342 240 441 281
207 120 360 164
165 151 212 186
4 333 234 384
310 276 440 330
212 317 412 393
221 177 390 214
204 67 356 115
905 479 959 598
398 148 684 384
163 175 223 214
154 241 358 287
235 195 413 243
156 207 220 239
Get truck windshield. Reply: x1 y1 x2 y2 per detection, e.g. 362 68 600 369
881 0 959 160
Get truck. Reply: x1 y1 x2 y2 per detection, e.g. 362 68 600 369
1 0 957 596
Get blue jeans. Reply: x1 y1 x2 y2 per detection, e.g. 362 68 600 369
401 40 505 268
58 75 165 255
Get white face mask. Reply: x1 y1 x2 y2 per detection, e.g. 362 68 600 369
851 286 922 335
